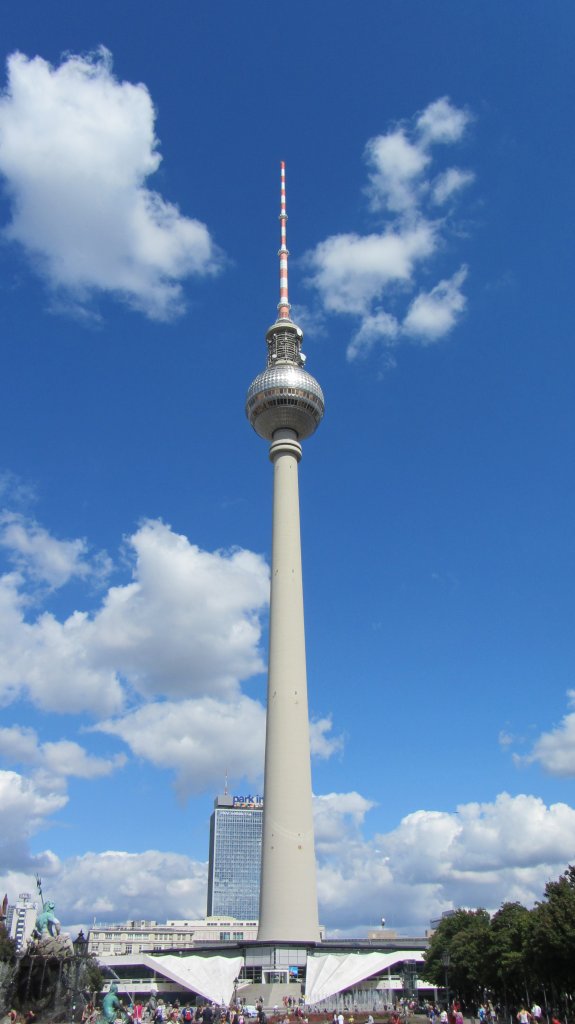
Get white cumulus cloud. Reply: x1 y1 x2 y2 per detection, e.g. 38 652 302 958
0 518 269 716
90 519 269 701
305 97 474 361
0 770 67 839
0 727 126 868
95 695 266 800
20 850 209 924
1 788 574 933
0 508 345 805
403 265 468 342
95 702 343 800
366 131 430 213
315 791 575 932
0 725 125 781
347 310 400 361
519 690 575 775
0 569 125 715
0 511 111 588
432 168 475 205
314 791 376 846
307 224 436 317
416 96 472 145
309 717 345 760
0 49 221 319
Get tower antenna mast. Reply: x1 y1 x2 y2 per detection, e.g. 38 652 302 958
278 161 290 320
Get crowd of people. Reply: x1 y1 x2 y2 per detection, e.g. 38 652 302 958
421 1000 564 1024
4 997 570 1024
83 999 266 1024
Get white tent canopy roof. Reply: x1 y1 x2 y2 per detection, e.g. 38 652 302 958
143 954 244 1005
305 950 425 1006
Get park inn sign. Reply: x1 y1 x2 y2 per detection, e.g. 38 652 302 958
232 795 263 808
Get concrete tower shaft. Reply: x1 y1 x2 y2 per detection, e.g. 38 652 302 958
257 428 320 940
245 164 322 941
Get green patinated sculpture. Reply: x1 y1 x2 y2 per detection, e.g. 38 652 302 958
35 899 60 937
101 984 122 1023
31 878 73 956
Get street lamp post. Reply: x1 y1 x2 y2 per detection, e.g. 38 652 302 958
72 930 89 1022
441 952 451 1012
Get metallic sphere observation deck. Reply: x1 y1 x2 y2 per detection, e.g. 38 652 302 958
246 319 325 441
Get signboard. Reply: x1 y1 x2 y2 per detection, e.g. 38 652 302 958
233 795 264 808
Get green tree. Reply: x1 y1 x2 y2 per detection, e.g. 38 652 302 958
486 902 532 1008
423 909 491 1008
82 957 104 1000
0 923 16 964
527 865 575 1004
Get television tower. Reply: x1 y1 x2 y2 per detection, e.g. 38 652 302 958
246 163 324 941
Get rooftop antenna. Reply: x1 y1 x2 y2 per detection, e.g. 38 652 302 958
278 161 291 321
224 769 229 796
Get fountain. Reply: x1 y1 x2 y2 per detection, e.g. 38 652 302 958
0 879 103 1024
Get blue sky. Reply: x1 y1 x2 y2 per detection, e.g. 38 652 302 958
1 0 574 936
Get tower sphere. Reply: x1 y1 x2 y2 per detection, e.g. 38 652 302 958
246 319 325 441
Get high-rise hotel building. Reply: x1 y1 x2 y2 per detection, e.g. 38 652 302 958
206 793 263 920
6 892 38 952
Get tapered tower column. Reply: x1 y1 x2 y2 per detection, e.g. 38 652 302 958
246 164 324 941
258 428 319 939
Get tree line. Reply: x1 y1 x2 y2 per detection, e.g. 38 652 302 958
422 865 575 1019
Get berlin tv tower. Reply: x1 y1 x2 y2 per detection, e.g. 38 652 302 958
246 163 324 942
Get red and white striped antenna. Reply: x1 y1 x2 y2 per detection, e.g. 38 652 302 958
278 161 291 320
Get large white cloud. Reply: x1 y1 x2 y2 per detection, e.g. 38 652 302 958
17 850 209 923
95 702 343 800
305 97 474 360
307 224 436 317
0 49 221 319
95 696 267 799
89 520 269 702
0 568 126 715
0 510 344 806
0 518 269 715
315 791 575 931
2 790 572 934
